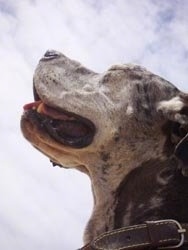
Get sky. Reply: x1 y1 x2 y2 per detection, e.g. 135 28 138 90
0 0 188 249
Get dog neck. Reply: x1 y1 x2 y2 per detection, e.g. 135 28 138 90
83 151 147 243
83 157 188 244
83 162 127 243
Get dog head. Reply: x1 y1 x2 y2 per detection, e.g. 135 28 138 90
21 50 188 177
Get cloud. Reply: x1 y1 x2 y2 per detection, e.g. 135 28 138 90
1 0 188 249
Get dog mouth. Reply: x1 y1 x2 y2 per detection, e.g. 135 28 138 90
23 88 96 148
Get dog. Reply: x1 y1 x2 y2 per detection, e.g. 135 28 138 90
21 50 188 249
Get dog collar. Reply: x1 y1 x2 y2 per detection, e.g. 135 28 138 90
79 219 188 250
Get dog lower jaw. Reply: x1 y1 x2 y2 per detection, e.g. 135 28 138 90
20 114 83 169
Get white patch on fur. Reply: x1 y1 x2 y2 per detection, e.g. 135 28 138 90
138 203 145 209
149 196 163 209
156 169 174 186
122 202 133 225
157 175 172 186
126 105 133 115
156 174 169 185
157 96 184 113
157 96 188 124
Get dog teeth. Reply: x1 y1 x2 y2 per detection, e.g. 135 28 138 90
37 103 44 113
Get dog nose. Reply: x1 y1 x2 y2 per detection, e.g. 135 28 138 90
42 50 60 60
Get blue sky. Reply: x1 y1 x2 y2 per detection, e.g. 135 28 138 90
1 0 188 249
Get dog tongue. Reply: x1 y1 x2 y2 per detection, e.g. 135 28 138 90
23 101 72 120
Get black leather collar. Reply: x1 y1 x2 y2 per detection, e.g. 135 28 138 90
80 220 188 250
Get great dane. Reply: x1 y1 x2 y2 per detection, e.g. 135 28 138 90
21 50 188 249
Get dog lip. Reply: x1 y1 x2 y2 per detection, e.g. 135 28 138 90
23 100 96 148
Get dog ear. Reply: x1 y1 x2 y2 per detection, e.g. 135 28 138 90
157 93 188 176
157 93 188 125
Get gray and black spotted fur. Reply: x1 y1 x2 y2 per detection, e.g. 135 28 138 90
21 50 188 249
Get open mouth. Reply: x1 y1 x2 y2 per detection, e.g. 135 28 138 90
23 87 96 148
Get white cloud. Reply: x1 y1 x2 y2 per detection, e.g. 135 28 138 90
0 0 188 249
